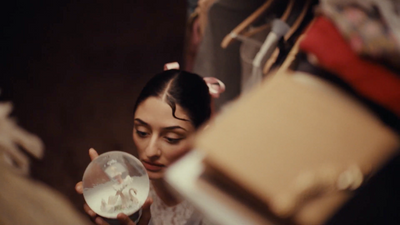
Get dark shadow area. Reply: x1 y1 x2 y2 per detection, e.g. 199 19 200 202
1 0 186 213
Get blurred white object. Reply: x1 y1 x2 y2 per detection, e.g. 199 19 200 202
0 101 44 174
165 150 274 225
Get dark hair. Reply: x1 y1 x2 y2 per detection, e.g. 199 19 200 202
133 69 211 128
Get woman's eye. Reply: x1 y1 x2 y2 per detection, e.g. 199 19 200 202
136 130 148 137
165 137 182 144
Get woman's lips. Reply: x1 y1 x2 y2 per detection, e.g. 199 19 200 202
141 160 165 172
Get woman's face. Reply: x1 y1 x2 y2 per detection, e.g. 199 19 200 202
133 97 195 180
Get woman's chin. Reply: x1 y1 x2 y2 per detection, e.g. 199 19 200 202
147 170 164 180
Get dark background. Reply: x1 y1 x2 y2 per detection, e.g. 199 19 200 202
1 0 187 214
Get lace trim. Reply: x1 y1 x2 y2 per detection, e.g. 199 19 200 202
149 186 195 225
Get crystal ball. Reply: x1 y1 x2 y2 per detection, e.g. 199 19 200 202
82 151 150 219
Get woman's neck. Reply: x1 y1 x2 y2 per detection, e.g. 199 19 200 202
151 179 181 207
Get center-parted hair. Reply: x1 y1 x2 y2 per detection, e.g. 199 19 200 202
133 69 211 128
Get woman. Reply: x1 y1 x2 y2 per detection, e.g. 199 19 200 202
76 68 219 225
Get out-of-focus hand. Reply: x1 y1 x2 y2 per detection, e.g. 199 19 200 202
75 148 104 224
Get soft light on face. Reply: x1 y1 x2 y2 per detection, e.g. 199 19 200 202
133 97 195 180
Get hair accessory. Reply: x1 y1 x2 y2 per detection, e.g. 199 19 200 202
163 62 225 98
203 77 226 99
164 62 180 71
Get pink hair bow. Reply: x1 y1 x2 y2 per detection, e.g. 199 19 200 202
203 77 226 99
163 62 226 99
163 62 180 71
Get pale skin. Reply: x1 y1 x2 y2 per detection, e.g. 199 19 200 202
75 97 196 225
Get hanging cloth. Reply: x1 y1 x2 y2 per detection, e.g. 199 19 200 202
299 16 400 117
319 0 400 69
193 0 266 111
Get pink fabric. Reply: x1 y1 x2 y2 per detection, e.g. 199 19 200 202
164 62 180 70
203 77 226 99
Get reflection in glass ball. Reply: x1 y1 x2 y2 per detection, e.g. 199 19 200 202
82 151 150 219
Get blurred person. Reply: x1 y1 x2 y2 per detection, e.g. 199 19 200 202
0 101 91 225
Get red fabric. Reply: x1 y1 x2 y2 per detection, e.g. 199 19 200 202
300 16 400 117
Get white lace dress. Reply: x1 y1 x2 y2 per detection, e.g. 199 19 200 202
148 186 200 225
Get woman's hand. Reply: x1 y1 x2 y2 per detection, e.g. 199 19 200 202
75 148 152 225
75 148 99 194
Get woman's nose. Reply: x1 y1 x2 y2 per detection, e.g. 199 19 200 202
144 136 161 158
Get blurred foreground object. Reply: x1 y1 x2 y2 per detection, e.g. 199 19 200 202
0 102 43 174
0 100 91 225
166 69 399 225
169 1 400 224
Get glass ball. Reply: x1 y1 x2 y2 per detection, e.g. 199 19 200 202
82 151 150 219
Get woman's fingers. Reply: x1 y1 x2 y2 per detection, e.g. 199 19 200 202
75 181 83 194
89 148 99 161
76 148 104 224
83 203 97 218
84 203 110 225
116 197 153 225
116 214 136 225
76 148 99 194
138 198 153 225
83 203 110 225
94 217 109 225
